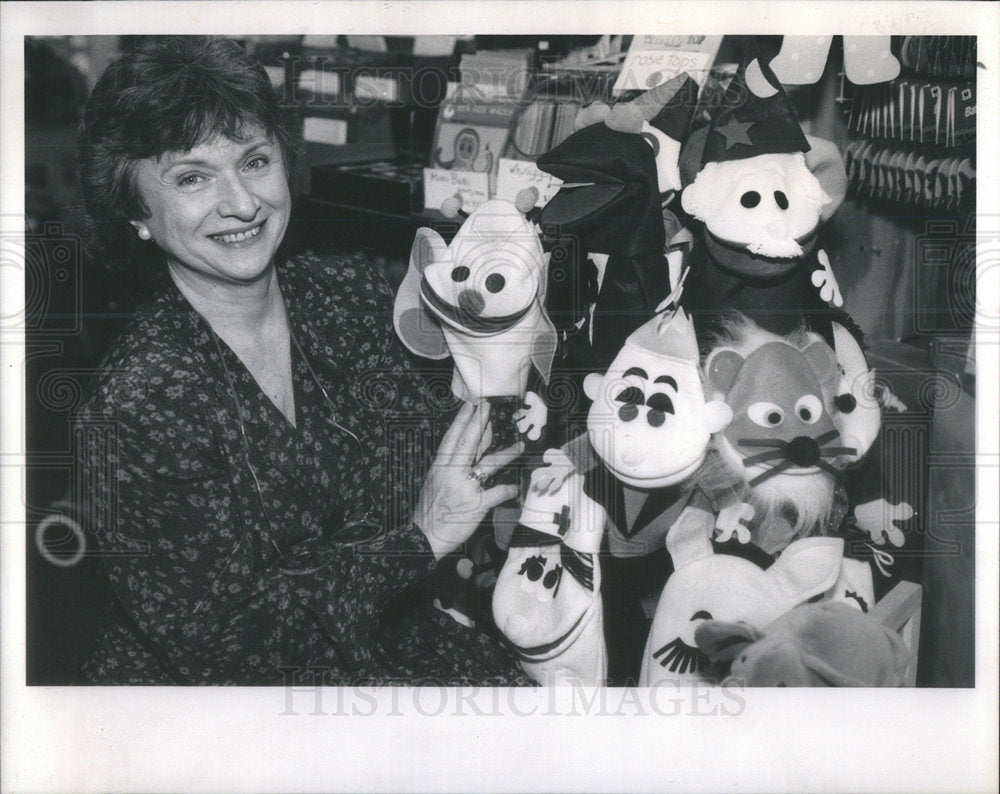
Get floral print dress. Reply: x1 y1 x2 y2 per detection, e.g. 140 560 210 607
76 253 526 685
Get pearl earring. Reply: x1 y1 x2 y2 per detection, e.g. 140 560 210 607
137 227 151 241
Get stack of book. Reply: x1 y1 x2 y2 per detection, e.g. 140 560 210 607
508 98 582 160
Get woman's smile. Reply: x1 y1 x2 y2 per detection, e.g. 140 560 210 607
209 219 266 246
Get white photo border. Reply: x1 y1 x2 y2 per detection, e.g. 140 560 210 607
2 2 998 792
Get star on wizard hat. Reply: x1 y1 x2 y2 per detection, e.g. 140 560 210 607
697 56 811 168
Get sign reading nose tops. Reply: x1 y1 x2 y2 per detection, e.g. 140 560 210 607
614 35 723 95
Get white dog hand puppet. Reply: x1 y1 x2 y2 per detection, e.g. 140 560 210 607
640 499 845 686
492 466 607 686
394 197 557 403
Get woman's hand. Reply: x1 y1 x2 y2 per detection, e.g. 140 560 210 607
414 401 523 559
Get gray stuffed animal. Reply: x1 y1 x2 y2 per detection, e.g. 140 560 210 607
695 600 912 687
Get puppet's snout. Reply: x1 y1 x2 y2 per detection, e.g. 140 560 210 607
458 289 485 317
765 220 789 240
620 444 646 468
786 435 821 467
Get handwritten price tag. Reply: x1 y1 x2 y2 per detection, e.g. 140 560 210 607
495 159 563 207
423 168 490 213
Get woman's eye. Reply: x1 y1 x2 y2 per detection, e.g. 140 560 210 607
747 401 785 427
245 155 269 171
794 395 823 424
178 174 204 188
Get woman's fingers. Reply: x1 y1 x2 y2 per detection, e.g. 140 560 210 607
480 484 521 511
474 441 525 478
435 401 477 462
453 399 490 461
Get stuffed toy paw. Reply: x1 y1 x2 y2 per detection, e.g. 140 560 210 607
811 249 844 307
529 447 577 496
714 500 755 544
695 600 912 686
492 467 607 686
854 498 914 547
514 390 547 442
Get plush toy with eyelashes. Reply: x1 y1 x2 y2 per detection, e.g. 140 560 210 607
525 305 737 682
639 497 846 686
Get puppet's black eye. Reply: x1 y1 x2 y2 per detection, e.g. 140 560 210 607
774 191 789 210
451 266 470 282
485 273 505 293
691 610 713 621
740 191 761 208
646 393 675 415
614 386 645 405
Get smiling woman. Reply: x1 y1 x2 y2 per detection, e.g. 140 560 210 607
72 37 527 685
131 133 291 288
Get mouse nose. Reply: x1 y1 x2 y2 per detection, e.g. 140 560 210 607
786 436 820 467
458 289 485 317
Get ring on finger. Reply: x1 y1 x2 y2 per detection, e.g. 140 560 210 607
468 467 490 487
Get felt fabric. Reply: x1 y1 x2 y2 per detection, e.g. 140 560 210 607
584 307 731 490
537 125 672 370
394 199 557 400
696 600 912 686
492 469 608 685
700 56 811 166
682 232 838 348
640 496 846 686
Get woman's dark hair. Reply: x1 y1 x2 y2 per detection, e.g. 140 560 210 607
78 36 299 282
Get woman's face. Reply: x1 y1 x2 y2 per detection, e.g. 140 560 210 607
131 127 291 287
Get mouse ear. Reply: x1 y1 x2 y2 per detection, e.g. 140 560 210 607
393 228 450 360
804 135 848 222
801 337 838 384
705 347 745 397
767 536 844 608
